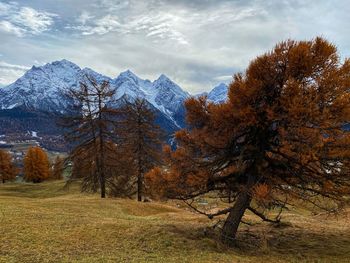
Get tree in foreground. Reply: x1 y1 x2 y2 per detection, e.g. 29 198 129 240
24 146 50 183
0 149 17 183
118 98 164 201
146 37 350 245
62 75 128 198
52 156 64 180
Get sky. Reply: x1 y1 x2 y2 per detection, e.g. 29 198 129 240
0 0 349 94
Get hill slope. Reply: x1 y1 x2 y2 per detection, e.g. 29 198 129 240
0 181 349 263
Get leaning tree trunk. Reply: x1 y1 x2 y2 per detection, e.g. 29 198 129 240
221 173 256 245
221 190 252 245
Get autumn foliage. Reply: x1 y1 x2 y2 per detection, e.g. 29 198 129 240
146 37 350 244
62 75 134 198
24 146 50 183
118 98 164 201
0 149 17 183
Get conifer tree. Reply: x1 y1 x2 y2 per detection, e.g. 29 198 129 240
23 146 50 183
118 98 164 201
146 37 350 245
61 75 123 198
0 149 17 183
52 156 64 180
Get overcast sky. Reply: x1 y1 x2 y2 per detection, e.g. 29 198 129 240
0 0 349 93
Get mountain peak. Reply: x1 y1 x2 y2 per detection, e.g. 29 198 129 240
119 69 138 78
155 74 173 83
0 59 228 132
207 83 228 103
116 69 143 84
49 59 81 70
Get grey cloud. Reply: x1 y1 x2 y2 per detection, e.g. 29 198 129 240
0 61 30 86
0 1 58 37
0 0 349 92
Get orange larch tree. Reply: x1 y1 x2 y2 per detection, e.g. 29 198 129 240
61 75 130 198
146 37 350 245
0 149 17 183
118 98 164 201
23 146 50 183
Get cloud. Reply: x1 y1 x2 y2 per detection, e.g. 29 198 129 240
0 2 58 37
72 12 189 45
0 0 349 94
0 20 25 37
76 11 94 25
213 75 232 82
0 61 30 86
71 1 267 46
81 14 125 35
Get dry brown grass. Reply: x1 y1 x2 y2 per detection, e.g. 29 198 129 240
0 181 349 263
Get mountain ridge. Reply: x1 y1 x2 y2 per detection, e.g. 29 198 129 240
0 59 229 150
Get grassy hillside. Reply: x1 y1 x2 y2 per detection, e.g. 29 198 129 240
0 181 349 263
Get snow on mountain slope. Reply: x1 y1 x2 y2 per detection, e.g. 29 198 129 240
113 71 190 124
0 59 230 131
0 59 191 129
195 83 229 104
113 70 153 101
207 83 228 103
0 59 80 112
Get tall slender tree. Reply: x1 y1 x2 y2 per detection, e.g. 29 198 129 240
0 149 17 183
24 146 50 183
61 75 123 198
146 37 350 245
118 98 164 201
52 156 64 180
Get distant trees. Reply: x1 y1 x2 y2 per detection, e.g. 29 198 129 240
61 76 166 199
146 37 350 245
118 98 164 201
62 75 122 198
0 149 17 183
52 156 64 180
24 146 50 183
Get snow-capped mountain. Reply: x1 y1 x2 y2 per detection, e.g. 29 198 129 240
196 83 229 104
0 60 190 128
0 60 80 112
0 59 229 151
207 83 229 103
113 70 189 127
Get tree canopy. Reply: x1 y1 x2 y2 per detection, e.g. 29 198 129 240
0 149 17 183
62 75 130 198
146 37 350 245
24 146 50 183
117 98 164 201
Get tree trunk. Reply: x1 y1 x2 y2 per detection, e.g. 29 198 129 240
221 172 256 246
97 91 106 199
221 190 252 245
137 173 142 202
100 175 106 198
137 116 143 202
137 153 142 202
2 179 5 184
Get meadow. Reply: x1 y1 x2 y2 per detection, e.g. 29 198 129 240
0 181 349 263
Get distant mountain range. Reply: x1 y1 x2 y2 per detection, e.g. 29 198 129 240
0 59 229 151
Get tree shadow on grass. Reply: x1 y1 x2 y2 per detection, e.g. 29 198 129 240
162 221 350 260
